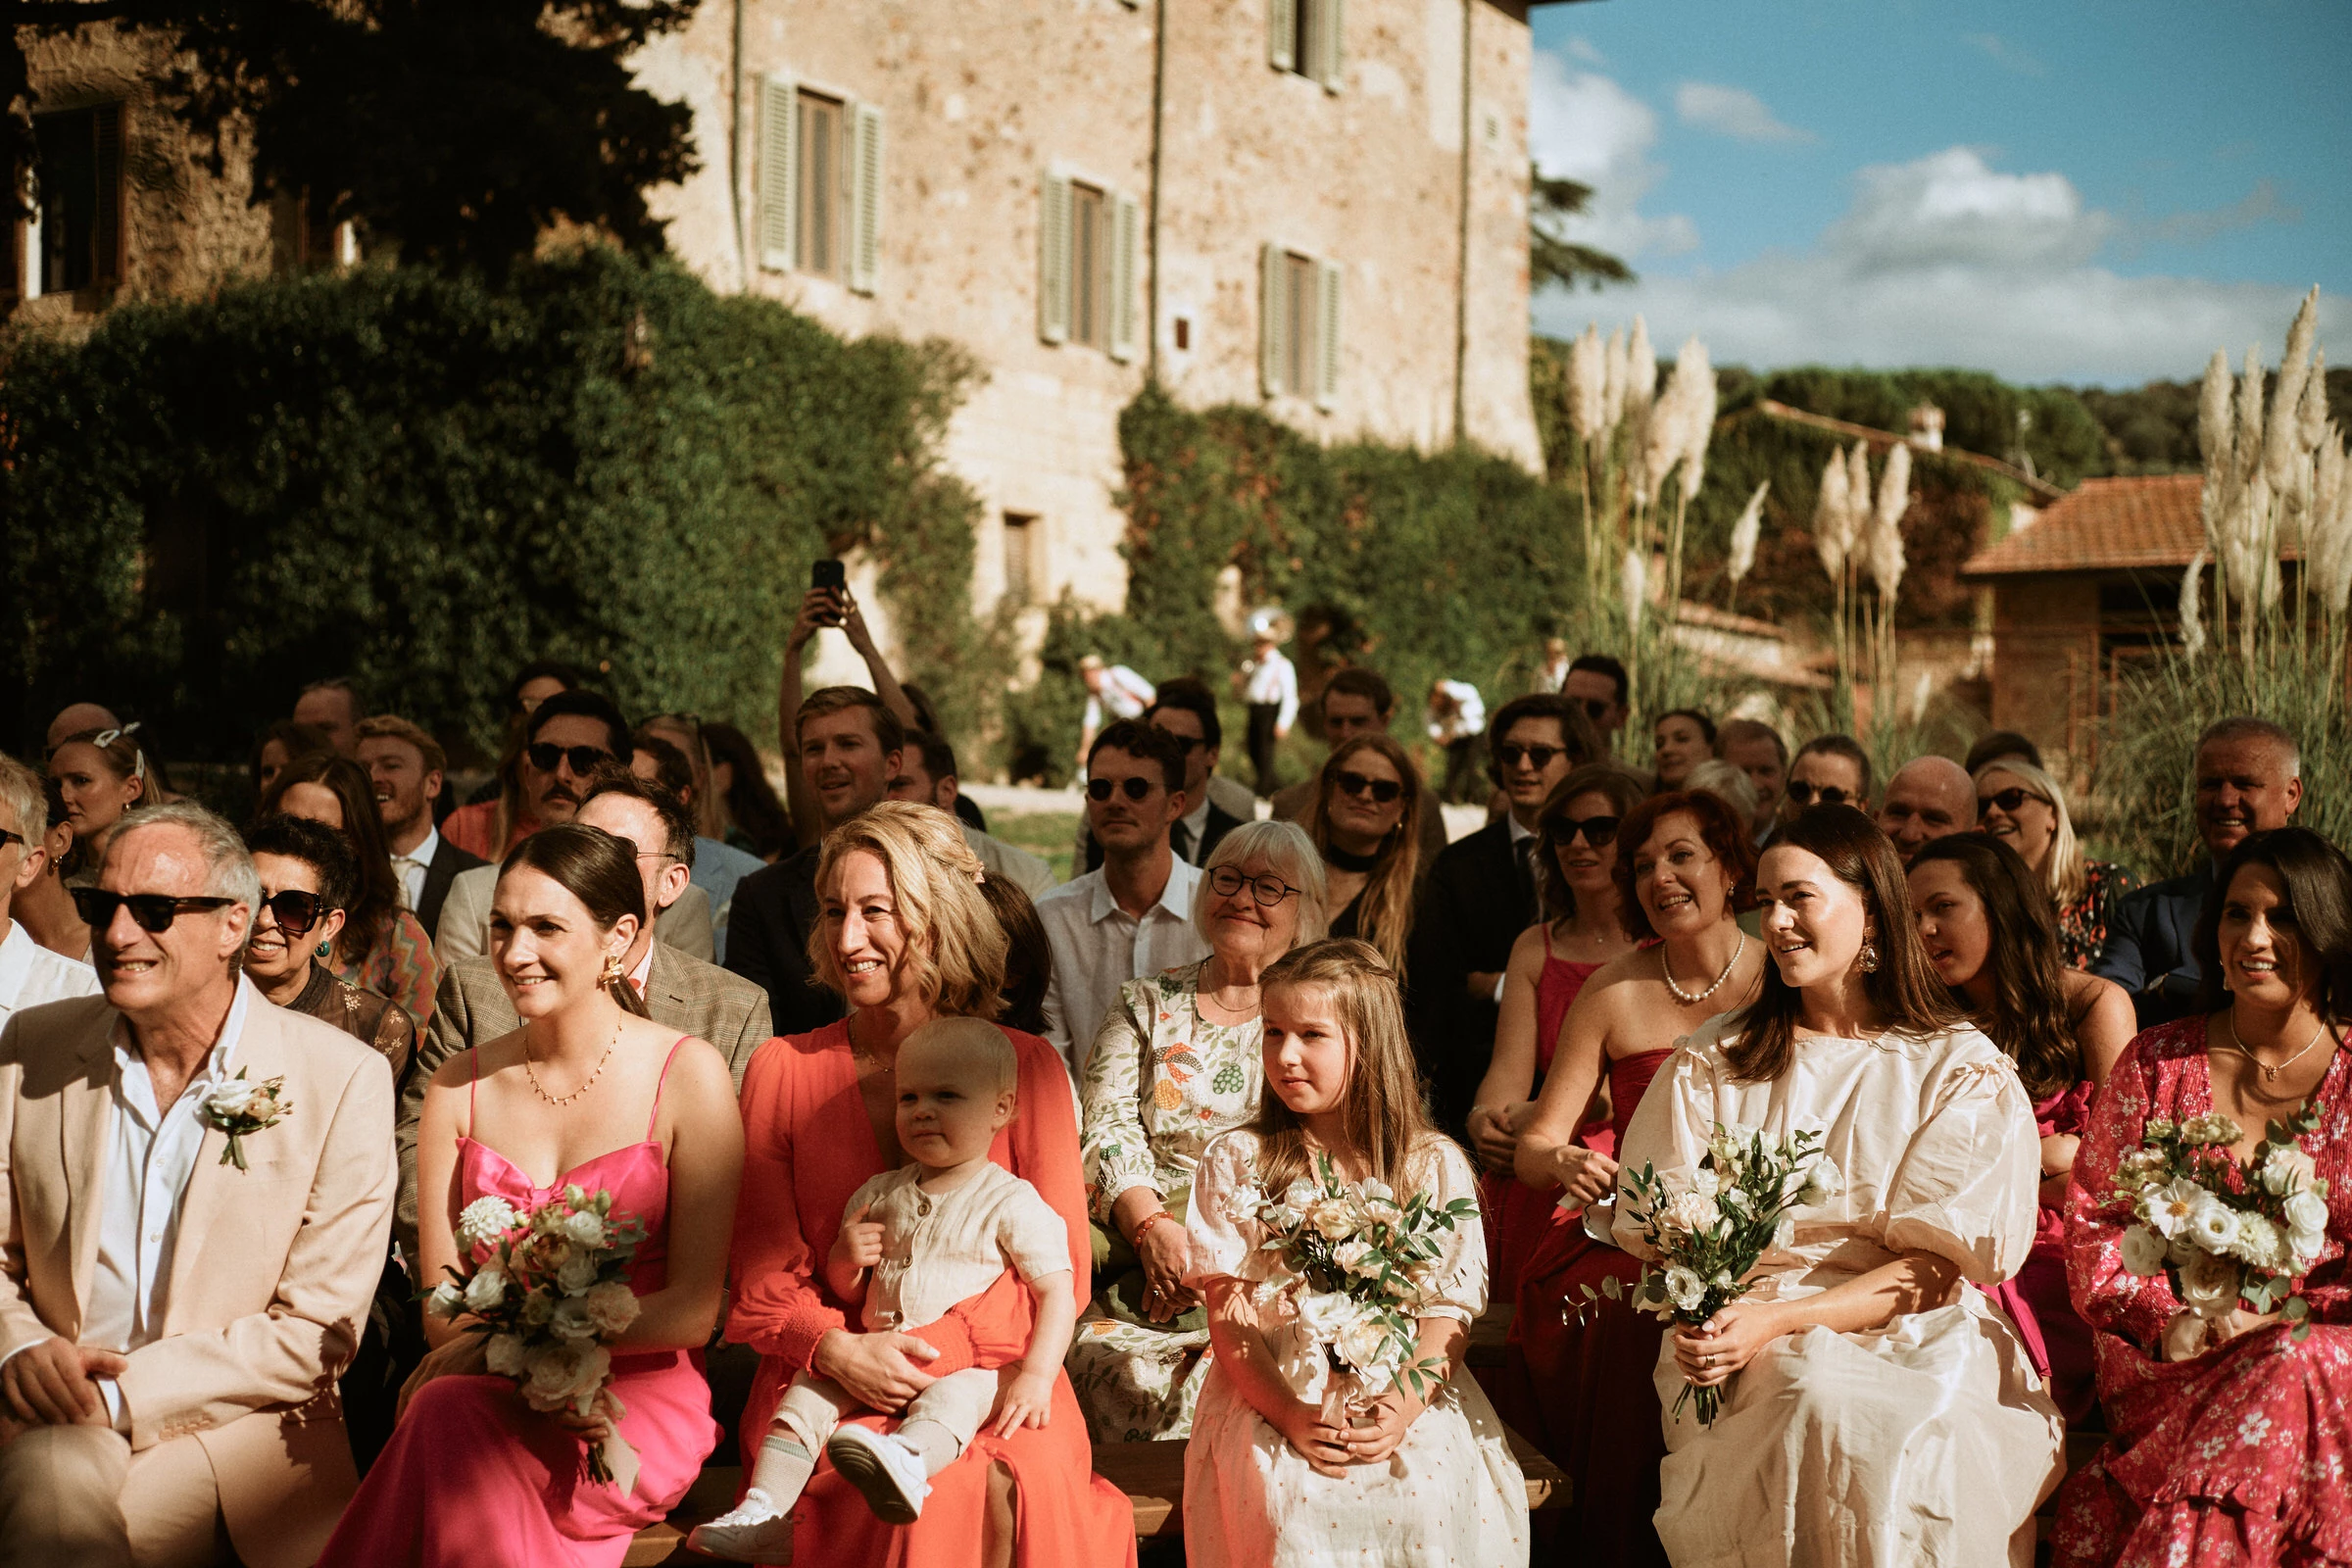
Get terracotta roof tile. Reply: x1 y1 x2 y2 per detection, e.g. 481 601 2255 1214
1962 474 2206 577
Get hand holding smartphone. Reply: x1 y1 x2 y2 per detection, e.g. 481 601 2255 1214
810 559 847 626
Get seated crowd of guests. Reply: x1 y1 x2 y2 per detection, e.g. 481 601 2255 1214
0 613 2342 1568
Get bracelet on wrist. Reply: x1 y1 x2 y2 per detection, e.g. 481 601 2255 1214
1131 1209 1175 1247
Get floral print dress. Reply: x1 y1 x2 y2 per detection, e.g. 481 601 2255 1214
1068 959 1264 1442
2058 859 2141 972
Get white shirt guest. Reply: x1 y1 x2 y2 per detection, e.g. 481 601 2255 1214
0 755 100 1025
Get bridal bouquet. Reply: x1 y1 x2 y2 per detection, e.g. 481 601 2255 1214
1613 1123 1839 1427
1227 1154 1478 1412
2108 1103 2328 1339
426 1184 649 1486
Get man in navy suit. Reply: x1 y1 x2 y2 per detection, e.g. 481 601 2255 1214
2094 716 2302 1027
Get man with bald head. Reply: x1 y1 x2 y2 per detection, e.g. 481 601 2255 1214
1876 756 1975 866
44 705 120 753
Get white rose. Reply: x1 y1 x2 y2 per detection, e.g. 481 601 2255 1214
1771 1213 1797 1251
2186 1195 2241 1253
1796 1155 1843 1207
563 1209 609 1250
556 1250 601 1296
2176 1249 2243 1319
1296 1291 1358 1343
485 1333 527 1377
457 1197 520 1250
2281 1189 2329 1240
522 1341 612 1411
2261 1146 2318 1196
1265 1202 1304 1232
462 1266 508 1314
1358 1178 1396 1208
1309 1198 1358 1243
2119 1225 2168 1278
1282 1180 1320 1210
2181 1113 2241 1148
204 1079 257 1118
1690 1167 1721 1200
1663 1265 1706 1314
1225 1185 1267 1225
2143 1178 2209 1239
425 1281 464 1319
1332 1240 1380 1279
1335 1315 1393 1374
582 1281 641 1337
548 1297 599 1342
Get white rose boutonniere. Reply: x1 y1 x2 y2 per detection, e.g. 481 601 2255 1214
200 1069 290 1170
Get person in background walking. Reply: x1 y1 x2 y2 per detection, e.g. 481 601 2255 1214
1076 654 1154 781
1426 678 1488 807
1235 629 1298 797
1537 636 1571 694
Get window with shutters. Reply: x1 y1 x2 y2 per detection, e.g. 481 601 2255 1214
1269 0 1345 91
20 103 124 300
1002 514 1037 605
1260 244 1342 412
758 77 882 295
1037 171 1137 361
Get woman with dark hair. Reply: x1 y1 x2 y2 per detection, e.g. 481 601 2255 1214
1621 808 2059 1567
1502 789 1767 1568
255 718 336 800
319 823 743 1567
978 873 1052 1035
1908 833 2133 1422
2055 826 2352 1568
242 811 416 1081
263 750 441 1030
1650 709 1717 793
1302 733 1424 972
701 720 795 860
1468 763 1645 1303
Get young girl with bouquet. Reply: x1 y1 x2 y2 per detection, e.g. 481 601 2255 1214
1181 938 1530 1566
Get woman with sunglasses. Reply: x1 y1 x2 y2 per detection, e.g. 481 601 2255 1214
262 750 441 1031
1501 789 1766 1568
1650 709 1717 794
1466 765 1645 1307
1302 734 1425 972
242 811 417 1081
1072 821 1329 1443
46 724 151 886
1974 757 2141 971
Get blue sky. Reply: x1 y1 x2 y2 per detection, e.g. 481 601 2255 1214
1528 0 2351 385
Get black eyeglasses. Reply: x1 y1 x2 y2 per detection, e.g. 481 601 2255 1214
1785 781 1853 807
254 890 327 937
526 742 612 776
1544 814 1621 849
1333 770 1402 804
1978 787 2047 819
1207 866 1301 907
1087 776 1157 803
71 890 237 933
1495 743 1568 770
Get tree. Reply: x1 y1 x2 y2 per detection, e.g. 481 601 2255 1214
1530 166 1634 293
8 0 701 275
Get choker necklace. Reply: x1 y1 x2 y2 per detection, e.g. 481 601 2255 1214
2226 1006 2332 1083
1324 843 1383 874
1663 933 1746 1005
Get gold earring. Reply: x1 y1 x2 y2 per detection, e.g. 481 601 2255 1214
1857 939 1881 975
600 954 625 986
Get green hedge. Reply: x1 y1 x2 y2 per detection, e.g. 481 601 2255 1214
1 247 992 762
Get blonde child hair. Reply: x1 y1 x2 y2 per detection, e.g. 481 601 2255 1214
901 1016 1018 1094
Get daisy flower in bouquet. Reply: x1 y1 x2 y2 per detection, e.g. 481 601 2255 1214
425 1184 650 1486
2106 1102 2328 1337
1613 1123 1840 1426
1226 1153 1479 1415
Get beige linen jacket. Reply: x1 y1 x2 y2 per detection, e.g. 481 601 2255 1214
0 993 396 1568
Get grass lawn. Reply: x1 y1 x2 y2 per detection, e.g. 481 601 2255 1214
988 809 1081 887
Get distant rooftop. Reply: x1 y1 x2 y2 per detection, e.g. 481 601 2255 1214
1961 474 2207 578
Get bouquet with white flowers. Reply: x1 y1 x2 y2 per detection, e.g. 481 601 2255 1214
2106 1102 2328 1339
1612 1123 1839 1427
1226 1153 1478 1417
425 1185 650 1486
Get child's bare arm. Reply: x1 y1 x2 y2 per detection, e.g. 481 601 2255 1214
824 1202 885 1303
990 1269 1075 1437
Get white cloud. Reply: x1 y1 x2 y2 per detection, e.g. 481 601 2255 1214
1964 32 2049 77
1528 49 1697 262
1674 82 1816 146
1564 35 1607 67
1533 145 2345 385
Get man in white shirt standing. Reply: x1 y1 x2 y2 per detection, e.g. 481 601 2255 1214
0 755 99 1025
1237 630 1298 797
1426 677 1488 805
0 803 395 1568
1075 654 1154 782
1035 721 1210 1073
355 714 484 940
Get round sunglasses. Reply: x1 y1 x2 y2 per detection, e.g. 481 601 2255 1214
1785 780 1855 808
1087 775 1158 802
1332 769 1402 804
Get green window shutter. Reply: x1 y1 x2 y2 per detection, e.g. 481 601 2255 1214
1318 0 1346 91
1107 191 1140 363
1315 257 1342 411
849 101 883 295
1260 243 1288 397
1269 0 1297 73
758 76 798 273
1039 172 1072 345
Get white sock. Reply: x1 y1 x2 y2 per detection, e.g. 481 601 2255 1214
896 1418 963 1476
749 1432 815 1512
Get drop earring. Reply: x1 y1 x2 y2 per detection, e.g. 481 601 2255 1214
1856 939 1880 975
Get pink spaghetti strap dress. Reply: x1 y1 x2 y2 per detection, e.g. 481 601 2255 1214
1479 927 1608 1304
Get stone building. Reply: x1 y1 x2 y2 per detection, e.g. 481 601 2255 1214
12 1 1555 619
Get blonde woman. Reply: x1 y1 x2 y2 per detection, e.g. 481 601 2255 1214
46 724 149 883
1303 734 1424 972
1973 758 2140 970
1070 820 1328 1442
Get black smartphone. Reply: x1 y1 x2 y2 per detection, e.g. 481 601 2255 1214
810 559 846 624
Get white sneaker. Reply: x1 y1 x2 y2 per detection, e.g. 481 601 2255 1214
825 1426 932 1524
685 1487 794 1564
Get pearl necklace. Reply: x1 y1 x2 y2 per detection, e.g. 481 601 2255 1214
1662 933 1746 1005
2225 1006 2332 1083
524 1020 618 1107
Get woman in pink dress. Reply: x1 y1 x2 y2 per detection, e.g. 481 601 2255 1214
320 823 745 1567
1466 765 1645 1302
720 803 1136 1568
2057 826 2352 1568
1501 789 1767 1568
1906 833 2134 1423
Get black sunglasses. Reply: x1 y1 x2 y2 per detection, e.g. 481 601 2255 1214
1333 769 1402 804
1207 866 1301 907
254 889 328 937
0 827 24 852
1978 787 2047 819
1785 780 1853 807
526 742 612 775
1544 814 1621 849
1087 776 1157 803
1495 743 1568 770
71 889 237 934
1578 698 1612 720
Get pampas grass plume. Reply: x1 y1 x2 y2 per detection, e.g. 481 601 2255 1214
1845 443 1873 550
1868 443 1912 601
2198 348 2234 476
1569 323 1606 442
1677 338 1717 503
1727 481 1768 586
1814 451 1850 579
1627 316 1657 426
2265 287 2320 493
1621 547 1648 635
2178 550 2208 660
1601 327 1629 435
2235 345 2267 487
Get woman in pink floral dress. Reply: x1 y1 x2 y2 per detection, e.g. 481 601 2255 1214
2057 826 2352 1568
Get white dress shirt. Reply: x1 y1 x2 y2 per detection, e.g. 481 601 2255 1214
1242 650 1299 730
0 919 101 1026
1035 858 1210 1074
391 825 441 912
1080 665 1157 739
1426 680 1487 744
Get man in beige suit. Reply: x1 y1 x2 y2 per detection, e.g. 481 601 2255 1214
397 769 769 1249
0 804 394 1568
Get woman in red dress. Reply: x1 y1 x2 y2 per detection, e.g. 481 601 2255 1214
1501 790 1766 1568
2057 826 2352 1568
723 803 1135 1568
1466 765 1645 1303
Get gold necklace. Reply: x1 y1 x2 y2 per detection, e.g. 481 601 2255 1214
2226 1007 2332 1083
524 1020 618 1107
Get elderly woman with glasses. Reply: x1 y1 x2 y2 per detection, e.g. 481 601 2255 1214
1069 820 1329 1443
239 811 416 1081
1974 757 2140 970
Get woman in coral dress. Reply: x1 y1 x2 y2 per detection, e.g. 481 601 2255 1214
1503 789 1764 1568
319 824 745 1567
2056 826 2352 1568
723 804 1136 1568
